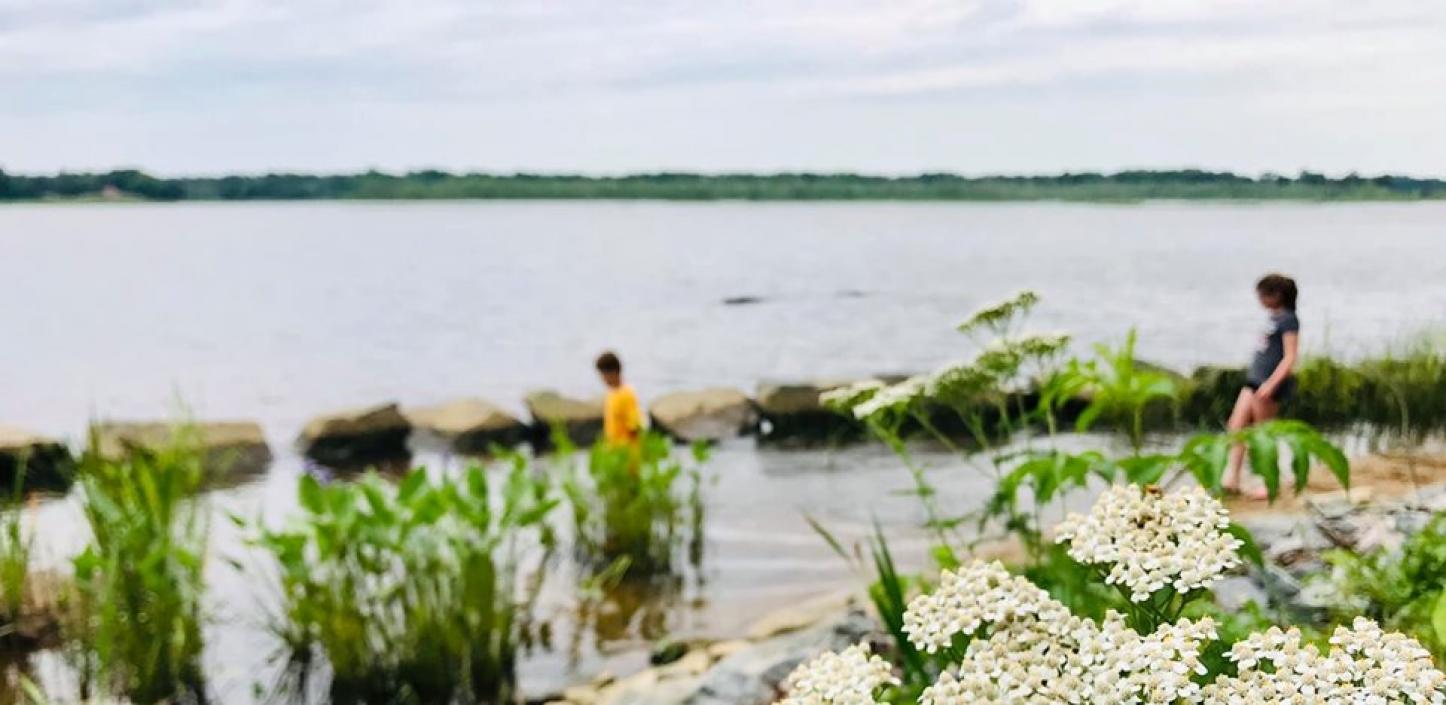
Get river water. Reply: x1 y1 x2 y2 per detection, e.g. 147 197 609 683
3 200 1445 700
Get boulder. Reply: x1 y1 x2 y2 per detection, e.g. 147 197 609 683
649 388 757 442
299 403 411 467
525 390 604 446
94 421 271 481
754 379 876 444
0 425 72 493
405 398 528 453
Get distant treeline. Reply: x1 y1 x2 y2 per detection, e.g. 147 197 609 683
3 168 1446 202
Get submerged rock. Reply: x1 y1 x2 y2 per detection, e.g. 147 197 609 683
405 398 528 453
94 420 272 481
0 425 72 493
649 388 757 442
298 403 411 467
525 390 604 446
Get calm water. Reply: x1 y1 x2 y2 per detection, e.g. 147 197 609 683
3 201 1446 700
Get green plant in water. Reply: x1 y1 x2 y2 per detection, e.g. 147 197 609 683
558 430 709 578
1045 328 1178 454
251 458 556 705
68 428 208 704
0 471 31 636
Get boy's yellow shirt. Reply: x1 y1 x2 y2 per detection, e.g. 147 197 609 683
603 384 642 445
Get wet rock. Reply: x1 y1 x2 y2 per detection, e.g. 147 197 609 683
755 379 874 444
298 403 411 467
405 398 528 453
0 425 72 493
650 388 757 442
525 390 604 447
94 420 272 481
686 609 875 705
744 590 858 641
722 296 764 306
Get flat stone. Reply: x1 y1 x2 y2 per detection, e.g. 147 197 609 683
649 388 757 442
0 425 72 493
405 398 528 453
94 420 271 480
744 589 858 641
525 390 605 446
755 379 883 444
298 403 411 467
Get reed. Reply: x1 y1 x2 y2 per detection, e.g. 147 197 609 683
251 459 556 704
68 429 208 704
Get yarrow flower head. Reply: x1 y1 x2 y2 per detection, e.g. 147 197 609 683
852 375 930 421
901 560 1072 654
1201 617 1446 705
820 380 886 415
957 290 1041 335
1054 484 1242 602
778 642 898 705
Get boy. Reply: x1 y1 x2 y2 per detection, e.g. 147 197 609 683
595 351 642 446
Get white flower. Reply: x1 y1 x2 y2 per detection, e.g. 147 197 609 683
820 380 886 414
1202 618 1446 705
957 291 1041 334
1055 485 1242 602
778 642 898 705
852 375 930 421
901 560 1072 654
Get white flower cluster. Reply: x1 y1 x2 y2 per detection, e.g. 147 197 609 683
1054 484 1242 602
1202 618 1446 705
957 290 1042 334
851 375 930 421
920 613 1218 705
902 559 1070 654
820 380 886 414
778 642 899 705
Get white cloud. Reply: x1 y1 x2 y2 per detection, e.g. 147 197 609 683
0 0 1443 174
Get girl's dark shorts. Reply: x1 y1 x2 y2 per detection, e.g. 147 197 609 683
1246 376 1296 403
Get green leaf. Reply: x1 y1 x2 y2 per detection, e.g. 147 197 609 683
298 474 325 514
1226 522 1264 568
1433 590 1446 649
1244 428 1281 501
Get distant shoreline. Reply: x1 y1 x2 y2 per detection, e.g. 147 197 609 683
3 168 1445 202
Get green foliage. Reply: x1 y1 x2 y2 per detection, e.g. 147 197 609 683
559 431 708 578
5 168 1446 202
250 460 556 705
1318 514 1446 662
68 430 208 704
1054 329 1178 453
0 472 31 630
1178 420 1348 501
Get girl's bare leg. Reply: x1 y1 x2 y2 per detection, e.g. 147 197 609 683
1223 388 1255 493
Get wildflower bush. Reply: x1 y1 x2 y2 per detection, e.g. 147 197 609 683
249 459 556 705
557 431 708 578
777 486 1446 705
1317 513 1446 662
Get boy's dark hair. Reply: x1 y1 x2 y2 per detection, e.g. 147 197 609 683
595 351 622 374
1256 273 1298 311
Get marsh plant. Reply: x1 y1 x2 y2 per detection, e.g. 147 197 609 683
776 486 1446 705
0 473 32 641
557 431 708 579
251 460 556 705
67 431 209 704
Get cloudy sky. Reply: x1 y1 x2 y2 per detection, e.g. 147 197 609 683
2 0 1444 176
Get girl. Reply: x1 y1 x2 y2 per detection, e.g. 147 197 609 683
1223 273 1300 498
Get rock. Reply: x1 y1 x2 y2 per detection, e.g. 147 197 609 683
655 650 711 680
755 379 875 444
0 425 72 493
744 590 858 641
649 388 757 442
722 296 764 306
525 390 605 447
405 398 528 453
687 609 875 705
298 403 411 467
650 639 691 666
1212 575 1270 612
93 421 271 481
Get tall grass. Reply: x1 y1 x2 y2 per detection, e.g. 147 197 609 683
558 431 708 578
251 460 556 705
0 472 31 640
68 429 208 704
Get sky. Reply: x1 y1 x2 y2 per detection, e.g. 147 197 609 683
2 0 1445 176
